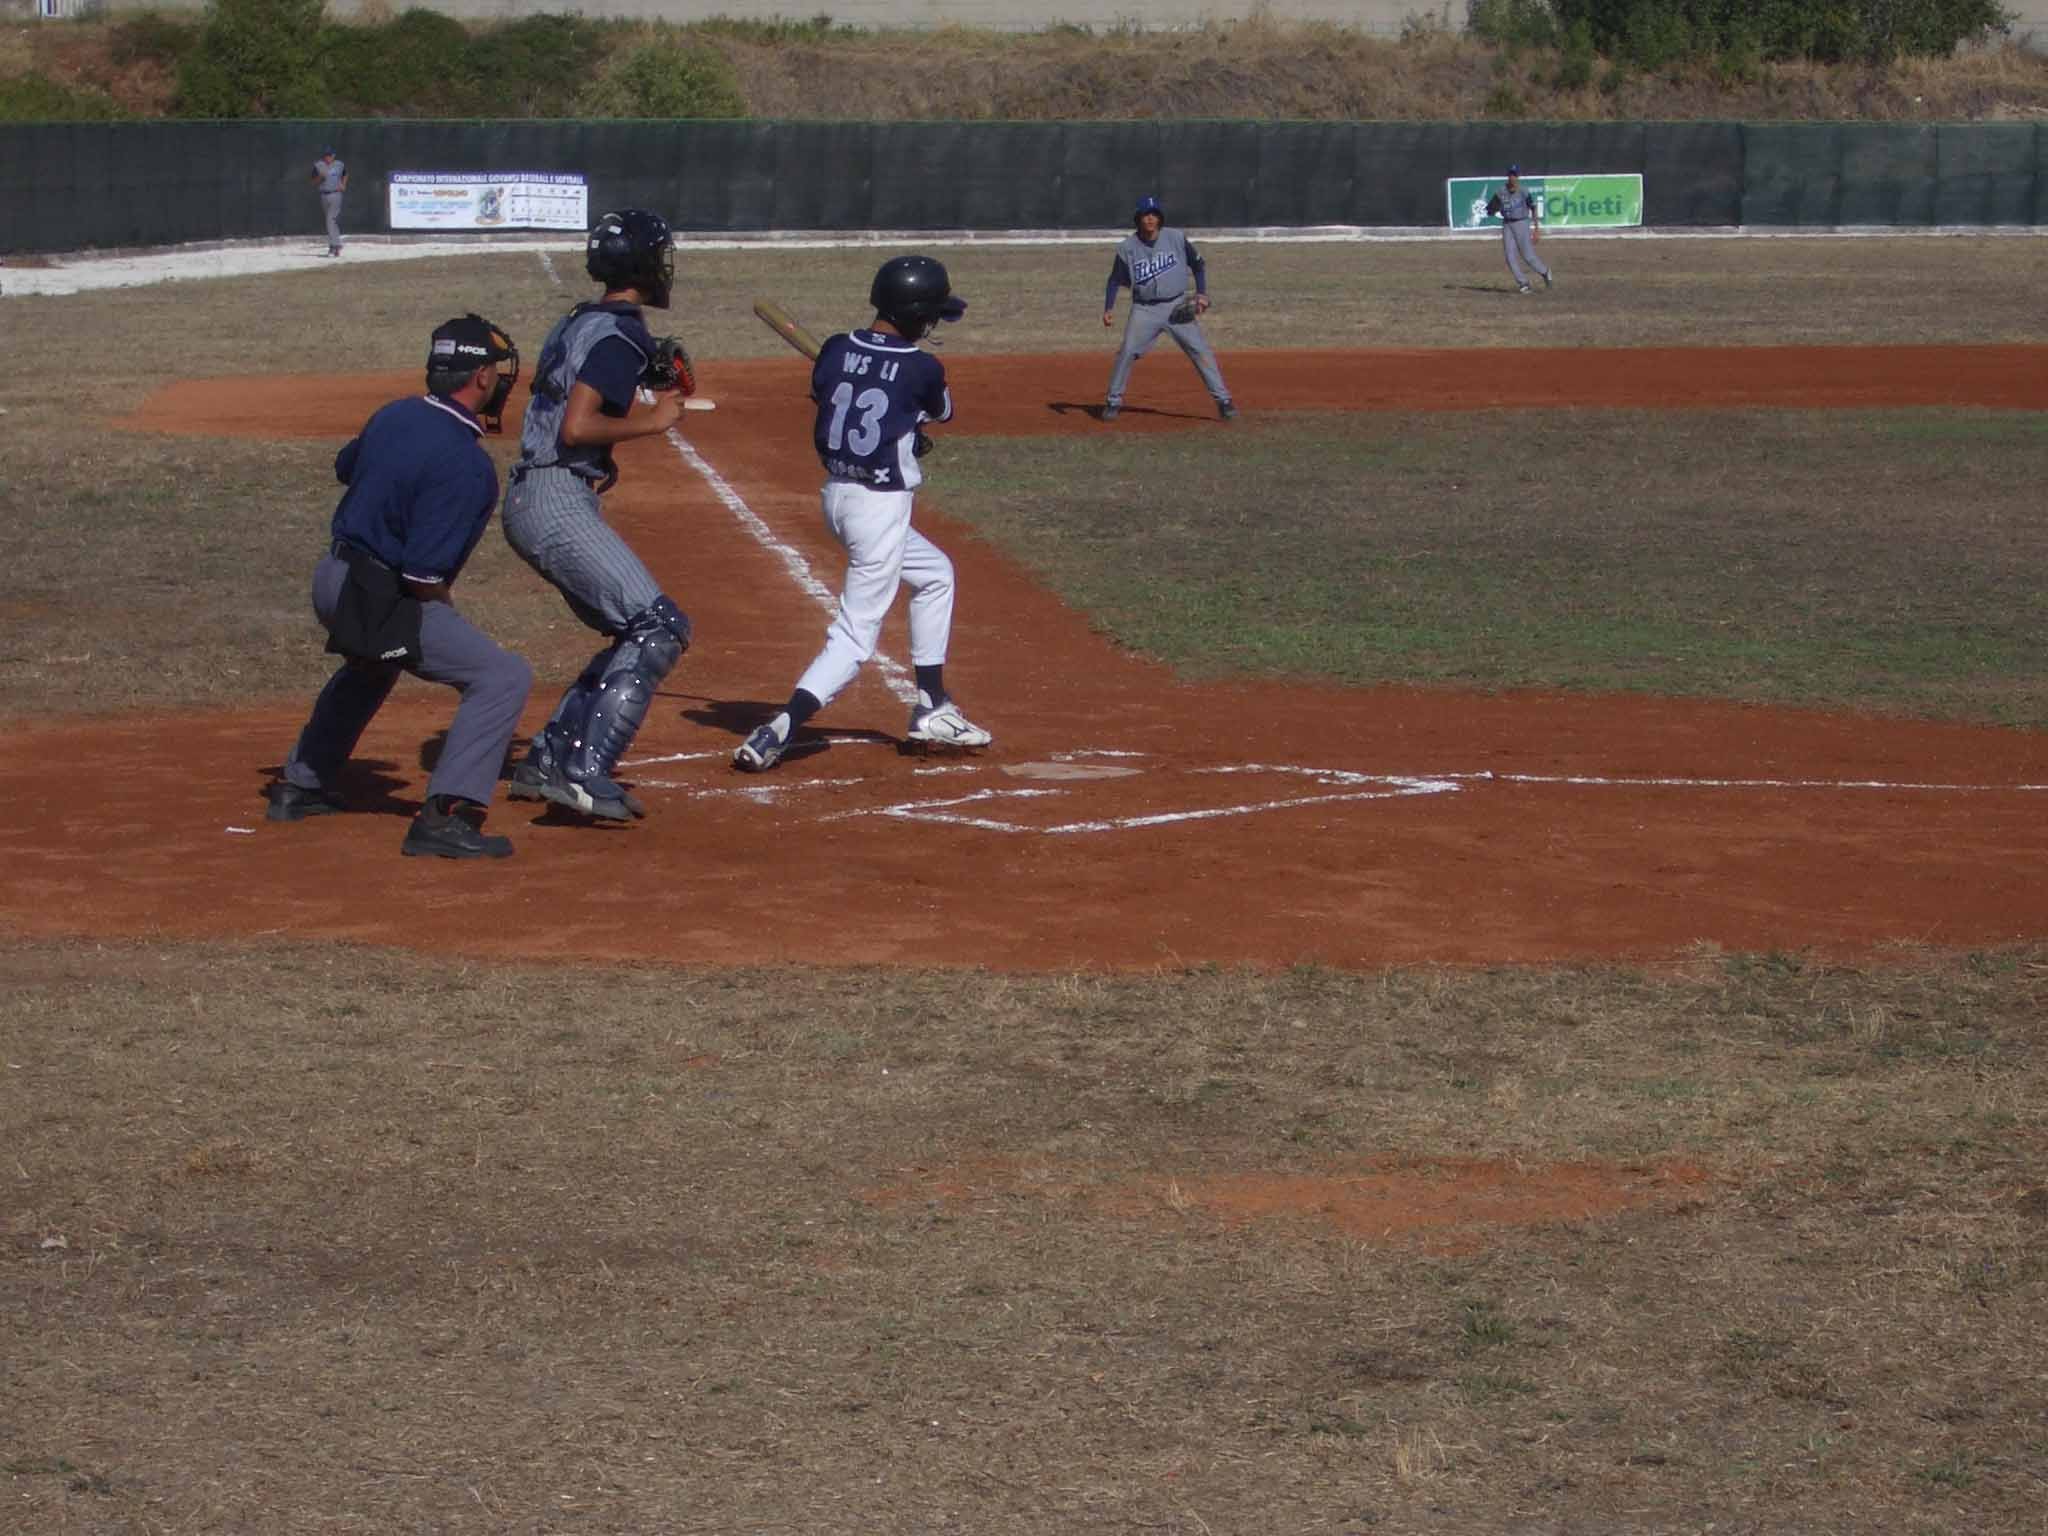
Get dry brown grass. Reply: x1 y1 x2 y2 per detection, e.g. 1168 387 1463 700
4 938 2044 1532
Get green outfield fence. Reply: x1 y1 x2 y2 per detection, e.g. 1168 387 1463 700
2 118 2044 255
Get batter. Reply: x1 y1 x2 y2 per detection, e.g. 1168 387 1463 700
733 255 992 772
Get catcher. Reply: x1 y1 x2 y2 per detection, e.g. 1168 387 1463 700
502 207 698 824
1100 194 1236 422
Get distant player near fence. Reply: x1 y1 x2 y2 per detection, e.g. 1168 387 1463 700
310 147 346 259
1486 165 1553 294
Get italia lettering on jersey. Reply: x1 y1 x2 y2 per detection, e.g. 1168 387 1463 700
810 329 951 491
1130 250 1180 284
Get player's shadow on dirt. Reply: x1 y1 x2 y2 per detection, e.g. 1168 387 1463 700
1049 401 1209 422
1442 283 1528 296
256 759 413 816
682 699 896 764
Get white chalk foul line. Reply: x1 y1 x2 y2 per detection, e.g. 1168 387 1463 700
1440 769 2048 793
661 431 918 706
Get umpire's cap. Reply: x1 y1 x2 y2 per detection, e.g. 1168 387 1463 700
1133 194 1165 223
428 313 516 371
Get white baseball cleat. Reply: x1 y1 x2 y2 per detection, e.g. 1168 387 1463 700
733 721 787 772
907 698 993 750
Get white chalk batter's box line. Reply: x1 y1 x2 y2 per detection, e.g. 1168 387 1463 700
614 749 2048 837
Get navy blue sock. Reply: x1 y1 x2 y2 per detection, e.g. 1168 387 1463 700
784 689 824 731
914 665 946 705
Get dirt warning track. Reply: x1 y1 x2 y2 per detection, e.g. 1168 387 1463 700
8 345 2043 970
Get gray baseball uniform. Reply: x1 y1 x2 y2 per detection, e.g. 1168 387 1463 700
1104 225 1232 413
312 153 346 256
1491 183 1551 291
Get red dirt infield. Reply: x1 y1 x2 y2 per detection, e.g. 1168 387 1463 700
8 345 2045 972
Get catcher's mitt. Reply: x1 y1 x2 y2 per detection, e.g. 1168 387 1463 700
642 336 696 396
1167 300 1199 325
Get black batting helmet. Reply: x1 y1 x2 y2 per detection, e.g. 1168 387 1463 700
586 208 674 309
869 254 967 341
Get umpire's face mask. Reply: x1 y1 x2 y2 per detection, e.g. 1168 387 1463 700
480 354 519 433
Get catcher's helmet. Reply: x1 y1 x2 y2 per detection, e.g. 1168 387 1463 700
586 208 674 309
869 254 966 341
1133 194 1165 224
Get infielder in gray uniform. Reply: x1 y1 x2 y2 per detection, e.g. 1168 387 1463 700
311 147 347 258
1102 195 1235 421
1486 165 1552 294
503 208 692 825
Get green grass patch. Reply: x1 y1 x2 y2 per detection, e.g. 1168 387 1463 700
938 407 2048 724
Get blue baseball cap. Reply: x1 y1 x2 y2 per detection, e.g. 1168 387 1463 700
1133 195 1164 221
1507 163 1521 175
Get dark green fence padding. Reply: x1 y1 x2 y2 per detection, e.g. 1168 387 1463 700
1 118 2040 256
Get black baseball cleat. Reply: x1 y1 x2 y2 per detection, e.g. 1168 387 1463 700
1099 402 1120 421
401 805 514 859
1217 399 1239 420
265 781 345 822
511 753 643 819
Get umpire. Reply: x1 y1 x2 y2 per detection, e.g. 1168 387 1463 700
266 314 534 860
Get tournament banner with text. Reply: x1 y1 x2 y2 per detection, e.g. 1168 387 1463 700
388 172 589 232
1446 173 1644 231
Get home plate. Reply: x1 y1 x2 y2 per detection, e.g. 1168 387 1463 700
1002 761 1144 781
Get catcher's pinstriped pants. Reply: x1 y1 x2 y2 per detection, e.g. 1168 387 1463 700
1107 301 1230 409
502 466 664 633
283 552 532 806
793 480 956 711
1503 219 1550 287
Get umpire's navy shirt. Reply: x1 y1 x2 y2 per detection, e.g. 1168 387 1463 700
331 393 499 584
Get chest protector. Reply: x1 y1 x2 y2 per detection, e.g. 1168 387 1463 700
518 303 651 483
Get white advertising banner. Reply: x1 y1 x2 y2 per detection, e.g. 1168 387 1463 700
388 172 589 232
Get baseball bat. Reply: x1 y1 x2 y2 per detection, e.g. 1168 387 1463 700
753 298 822 361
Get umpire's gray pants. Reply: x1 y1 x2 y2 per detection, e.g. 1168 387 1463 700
1503 219 1550 287
283 553 533 807
320 191 343 253
1106 301 1231 409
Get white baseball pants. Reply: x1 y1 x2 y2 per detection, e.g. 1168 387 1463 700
794 480 955 710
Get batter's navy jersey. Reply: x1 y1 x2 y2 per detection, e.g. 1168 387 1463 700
331 393 498 584
810 329 951 492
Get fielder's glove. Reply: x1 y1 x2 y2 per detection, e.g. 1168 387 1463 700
1168 300 1199 326
642 336 696 396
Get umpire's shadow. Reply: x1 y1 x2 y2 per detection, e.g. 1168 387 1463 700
255 758 414 817
683 698 894 766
